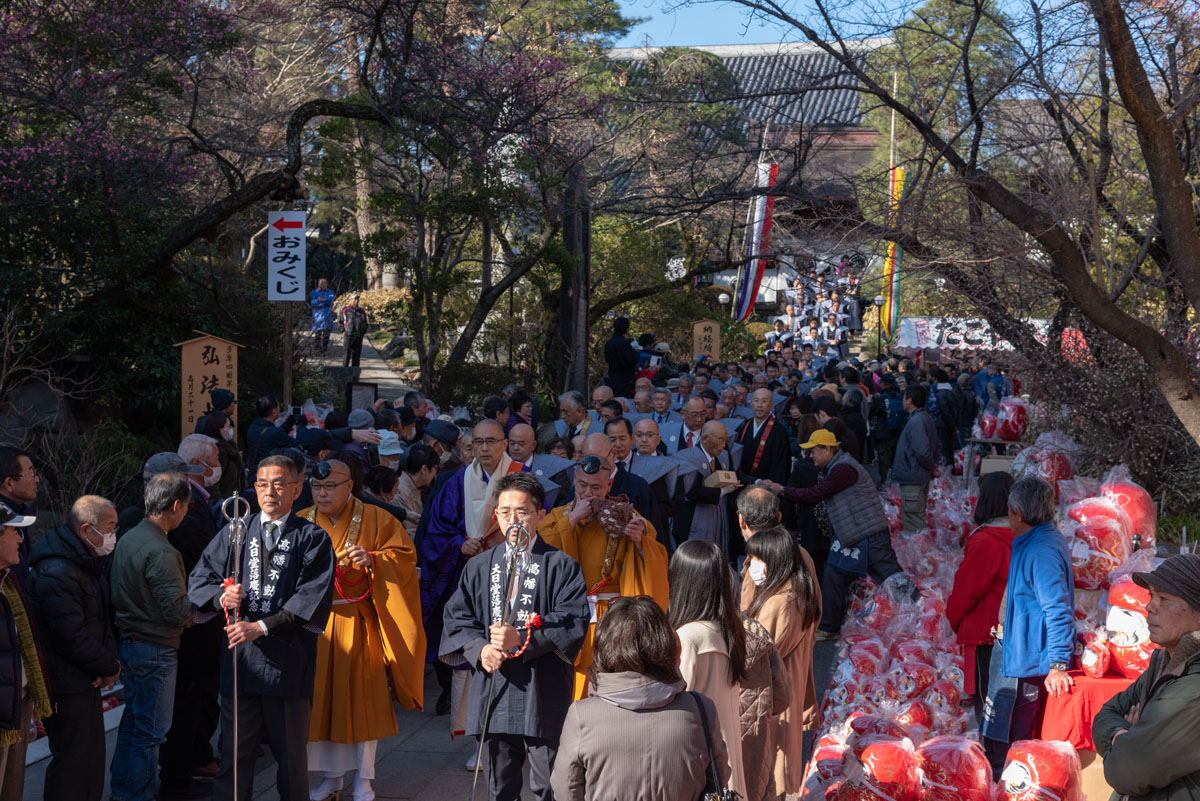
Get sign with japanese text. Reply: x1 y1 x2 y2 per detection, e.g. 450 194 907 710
692 319 721 361
175 332 242 439
897 317 1050 351
267 211 306 300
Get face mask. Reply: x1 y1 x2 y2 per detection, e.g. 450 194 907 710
203 465 222 488
748 559 767 587
91 528 116 557
221 427 235 442
439 449 453 465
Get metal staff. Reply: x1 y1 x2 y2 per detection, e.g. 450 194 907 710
221 493 251 801
469 522 531 801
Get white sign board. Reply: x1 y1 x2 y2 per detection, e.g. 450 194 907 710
267 211 306 301
896 316 1050 351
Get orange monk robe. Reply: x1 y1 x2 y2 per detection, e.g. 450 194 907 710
537 504 668 700
305 500 426 744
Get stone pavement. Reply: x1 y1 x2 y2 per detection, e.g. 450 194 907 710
315 332 418 404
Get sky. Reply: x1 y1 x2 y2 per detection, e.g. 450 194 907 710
615 0 798 48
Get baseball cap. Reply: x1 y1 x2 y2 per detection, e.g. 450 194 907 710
1133 554 1200 611
0 503 35 528
378 429 404 457
143 452 205 482
799 429 839 449
296 427 335 457
655 342 671 354
347 409 375 430
397 406 417 427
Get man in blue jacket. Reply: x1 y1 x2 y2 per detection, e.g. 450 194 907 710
981 475 1074 777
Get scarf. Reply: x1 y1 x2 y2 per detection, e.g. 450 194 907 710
462 452 519 540
1 572 51 745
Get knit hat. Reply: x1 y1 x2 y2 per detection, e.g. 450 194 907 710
347 409 375 430
210 388 236 412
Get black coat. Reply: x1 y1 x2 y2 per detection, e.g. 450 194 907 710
603 334 639 397
0 572 40 731
28 525 120 696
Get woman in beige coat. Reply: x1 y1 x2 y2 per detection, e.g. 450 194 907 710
743 526 823 797
551 596 731 801
670 540 748 800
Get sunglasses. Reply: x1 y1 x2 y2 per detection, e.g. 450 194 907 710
579 455 609 475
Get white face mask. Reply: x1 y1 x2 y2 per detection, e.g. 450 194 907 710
203 465 222 488
221 427 235 442
748 559 767 587
91 527 116 557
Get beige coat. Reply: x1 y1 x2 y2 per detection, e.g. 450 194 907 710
551 671 731 801
739 618 792 801
742 575 821 796
678 619 746 800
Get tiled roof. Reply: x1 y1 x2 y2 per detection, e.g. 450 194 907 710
609 39 889 129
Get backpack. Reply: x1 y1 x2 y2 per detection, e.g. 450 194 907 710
885 393 908 432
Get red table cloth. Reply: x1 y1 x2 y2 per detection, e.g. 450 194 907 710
1038 670 1134 751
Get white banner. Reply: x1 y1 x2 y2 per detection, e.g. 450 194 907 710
267 211 306 301
897 316 1050 351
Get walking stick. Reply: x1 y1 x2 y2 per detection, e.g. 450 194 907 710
469 523 531 801
221 494 251 801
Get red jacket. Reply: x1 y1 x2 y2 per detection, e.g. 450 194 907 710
947 522 1013 696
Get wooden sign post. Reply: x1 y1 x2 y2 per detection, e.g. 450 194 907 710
692 319 721 362
175 331 243 438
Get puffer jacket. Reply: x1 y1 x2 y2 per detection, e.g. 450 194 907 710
739 618 791 801
552 671 731 801
28 525 120 695
1093 631 1200 801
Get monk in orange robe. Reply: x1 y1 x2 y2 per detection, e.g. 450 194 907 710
303 457 425 801
537 434 669 700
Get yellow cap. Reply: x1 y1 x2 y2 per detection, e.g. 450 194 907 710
799 429 839 449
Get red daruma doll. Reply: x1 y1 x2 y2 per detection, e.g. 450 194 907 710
1106 580 1158 678
1000 740 1084 801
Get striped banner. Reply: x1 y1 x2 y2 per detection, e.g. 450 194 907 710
732 162 778 323
880 166 910 345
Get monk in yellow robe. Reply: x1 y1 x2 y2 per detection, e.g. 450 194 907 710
302 456 425 801
538 434 669 699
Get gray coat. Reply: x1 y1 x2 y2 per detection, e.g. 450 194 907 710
552 671 731 801
890 407 939 484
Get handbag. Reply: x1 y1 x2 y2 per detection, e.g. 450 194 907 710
688 691 740 801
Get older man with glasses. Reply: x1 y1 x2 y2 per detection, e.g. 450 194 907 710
300 456 424 801
537 449 668 701
189 455 335 801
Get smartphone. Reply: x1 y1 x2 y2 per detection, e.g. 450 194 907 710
291 405 303 419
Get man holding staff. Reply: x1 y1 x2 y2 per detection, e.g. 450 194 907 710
189 455 335 801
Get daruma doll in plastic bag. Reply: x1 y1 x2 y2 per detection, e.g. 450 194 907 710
1069 517 1131 590
997 397 1028 441
980 411 999 439
836 735 922 801
1100 466 1156 548
918 736 992 801
1000 740 1083 801
1106 580 1158 678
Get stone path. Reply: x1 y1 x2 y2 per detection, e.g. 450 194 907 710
311 331 419 404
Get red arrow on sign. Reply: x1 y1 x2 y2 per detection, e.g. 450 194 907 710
272 218 303 232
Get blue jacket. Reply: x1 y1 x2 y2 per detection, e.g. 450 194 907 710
1002 521 1075 679
974 369 994 403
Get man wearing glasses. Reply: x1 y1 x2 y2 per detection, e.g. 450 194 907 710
302 457 425 801
442 472 589 801
188 455 335 801
422 419 525 748
538 450 668 700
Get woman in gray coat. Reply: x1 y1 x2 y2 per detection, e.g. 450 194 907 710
551 596 732 801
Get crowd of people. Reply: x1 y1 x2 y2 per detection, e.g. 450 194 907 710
0 308 1197 801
